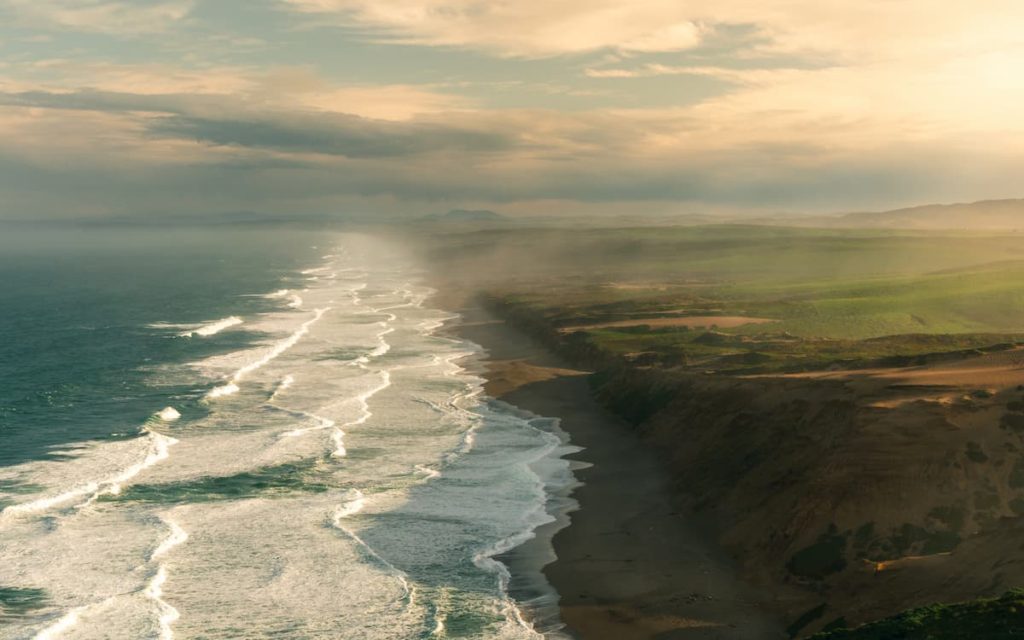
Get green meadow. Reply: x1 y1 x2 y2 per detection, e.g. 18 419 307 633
437 225 1024 372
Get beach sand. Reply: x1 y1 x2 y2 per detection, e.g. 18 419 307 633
454 303 784 640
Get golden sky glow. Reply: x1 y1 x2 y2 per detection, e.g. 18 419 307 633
1 0 1023 218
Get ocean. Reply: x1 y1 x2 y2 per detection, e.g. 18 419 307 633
0 226 577 639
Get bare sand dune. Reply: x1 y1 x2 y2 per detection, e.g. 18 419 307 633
777 347 1024 390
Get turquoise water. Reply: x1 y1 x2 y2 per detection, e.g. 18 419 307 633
0 227 318 468
0 227 576 640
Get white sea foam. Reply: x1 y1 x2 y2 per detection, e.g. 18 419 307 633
144 516 188 639
32 606 87 640
206 308 329 400
268 374 295 401
6 238 576 640
178 317 243 338
1 481 100 518
331 428 347 458
205 382 240 399
280 369 389 439
157 407 181 422
346 369 391 429
151 518 188 561
263 288 304 308
75 431 178 509
472 501 552 639
332 489 366 521
280 411 336 438
351 323 394 366
330 490 416 605
1 430 177 518
145 566 180 640
415 464 441 480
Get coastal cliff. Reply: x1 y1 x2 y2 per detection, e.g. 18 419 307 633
484 294 1024 637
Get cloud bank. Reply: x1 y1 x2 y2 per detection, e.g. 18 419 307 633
1 0 1023 219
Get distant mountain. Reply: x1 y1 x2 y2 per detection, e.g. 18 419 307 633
424 209 505 222
832 199 1024 230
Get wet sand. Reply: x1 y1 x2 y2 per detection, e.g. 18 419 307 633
454 304 784 640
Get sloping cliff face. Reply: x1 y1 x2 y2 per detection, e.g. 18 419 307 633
488 296 1024 636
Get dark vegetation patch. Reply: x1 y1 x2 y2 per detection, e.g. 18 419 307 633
927 506 966 532
852 522 876 551
788 525 848 579
822 618 849 633
966 441 990 463
920 530 962 555
788 603 828 638
810 589 1024 639
858 522 963 562
974 491 1001 512
589 367 678 425
1009 459 1024 489
1009 497 1024 515
1002 414 1024 433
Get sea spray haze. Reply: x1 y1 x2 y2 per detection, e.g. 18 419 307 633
0 226 577 639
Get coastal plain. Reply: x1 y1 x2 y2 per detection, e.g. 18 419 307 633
418 222 1024 638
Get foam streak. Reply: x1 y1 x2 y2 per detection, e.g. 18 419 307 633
178 316 243 338
206 308 329 400
1 430 178 518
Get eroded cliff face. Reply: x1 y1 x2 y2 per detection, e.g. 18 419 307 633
482 292 1024 635
593 364 1024 635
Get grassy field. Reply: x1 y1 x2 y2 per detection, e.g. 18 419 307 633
426 225 1024 372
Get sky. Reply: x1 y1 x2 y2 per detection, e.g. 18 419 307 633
2 1 1024 220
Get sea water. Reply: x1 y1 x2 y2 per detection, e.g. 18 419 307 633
0 226 577 640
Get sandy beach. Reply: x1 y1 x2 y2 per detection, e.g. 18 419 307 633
454 303 784 640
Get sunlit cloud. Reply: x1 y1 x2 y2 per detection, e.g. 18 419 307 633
1 0 1023 218
2 0 194 34
278 0 706 56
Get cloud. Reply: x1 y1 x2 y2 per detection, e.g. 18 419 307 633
3 81 1022 221
0 89 514 158
276 0 1024 69
1 60 474 121
584 64 783 81
2 0 194 34
278 0 705 56
252 67 474 120
4 1 1024 220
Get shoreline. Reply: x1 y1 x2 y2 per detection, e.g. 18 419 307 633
453 301 784 640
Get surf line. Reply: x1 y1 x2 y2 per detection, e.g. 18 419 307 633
330 489 417 608
206 307 330 400
145 515 188 640
276 307 394 458
178 316 243 338
279 367 391 459
1 427 178 520
352 323 395 365
32 606 88 640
